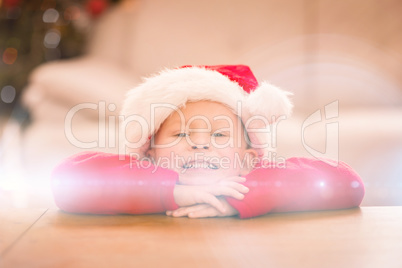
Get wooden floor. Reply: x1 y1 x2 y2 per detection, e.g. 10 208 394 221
1 188 402 268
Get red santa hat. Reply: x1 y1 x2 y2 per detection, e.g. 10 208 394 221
120 65 292 158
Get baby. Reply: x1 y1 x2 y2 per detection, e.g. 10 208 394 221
119 65 291 217
52 65 364 218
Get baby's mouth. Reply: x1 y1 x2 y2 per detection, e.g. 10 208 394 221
182 161 219 170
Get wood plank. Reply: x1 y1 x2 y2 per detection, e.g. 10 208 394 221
1 207 402 268
0 186 54 255
0 208 48 255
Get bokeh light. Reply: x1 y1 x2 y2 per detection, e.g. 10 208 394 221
1 85 16 103
2 47 18 65
43 8 59 23
43 29 61 48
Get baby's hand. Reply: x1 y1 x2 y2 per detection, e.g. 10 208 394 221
167 198 238 218
179 173 246 186
173 177 249 213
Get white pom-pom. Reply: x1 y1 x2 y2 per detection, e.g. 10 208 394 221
245 82 293 122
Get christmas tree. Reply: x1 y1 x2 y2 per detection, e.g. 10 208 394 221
0 0 117 120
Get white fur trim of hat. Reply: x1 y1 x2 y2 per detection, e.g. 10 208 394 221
119 65 293 158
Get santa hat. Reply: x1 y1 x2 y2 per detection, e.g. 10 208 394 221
120 65 292 158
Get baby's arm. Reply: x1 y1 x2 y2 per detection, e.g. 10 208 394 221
51 152 247 214
226 157 365 218
51 151 179 214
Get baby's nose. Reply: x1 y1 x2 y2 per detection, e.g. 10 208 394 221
188 133 210 149
191 145 209 150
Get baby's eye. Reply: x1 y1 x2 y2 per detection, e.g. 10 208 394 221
175 133 189 137
212 132 225 137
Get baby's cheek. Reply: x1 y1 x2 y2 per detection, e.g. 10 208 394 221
212 136 231 147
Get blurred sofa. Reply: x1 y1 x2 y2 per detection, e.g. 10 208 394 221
21 0 402 205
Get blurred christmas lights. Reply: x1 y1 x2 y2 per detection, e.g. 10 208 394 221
42 8 59 23
44 29 61 48
0 0 116 114
2 47 18 65
1 85 16 103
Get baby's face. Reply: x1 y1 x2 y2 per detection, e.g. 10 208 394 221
148 101 257 185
